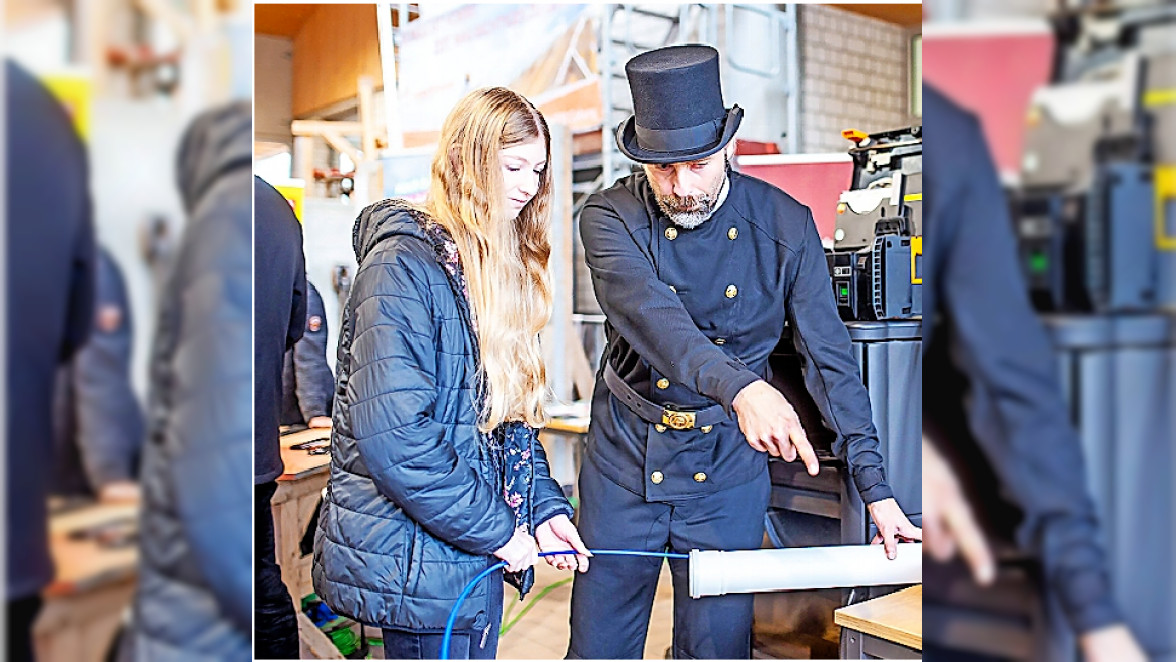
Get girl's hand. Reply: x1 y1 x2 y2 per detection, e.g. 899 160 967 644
535 514 592 573
492 527 539 573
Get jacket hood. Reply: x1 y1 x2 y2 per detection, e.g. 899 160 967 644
352 198 430 264
175 101 252 212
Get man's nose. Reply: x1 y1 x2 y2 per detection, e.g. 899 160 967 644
671 171 695 198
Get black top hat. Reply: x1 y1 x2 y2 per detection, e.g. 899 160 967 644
616 44 742 164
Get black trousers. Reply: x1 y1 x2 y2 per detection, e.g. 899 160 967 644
7 594 42 662
567 456 770 659
255 480 299 659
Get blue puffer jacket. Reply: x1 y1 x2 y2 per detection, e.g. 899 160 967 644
313 199 573 632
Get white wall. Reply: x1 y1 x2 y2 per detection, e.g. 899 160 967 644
88 100 188 401
798 5 918 153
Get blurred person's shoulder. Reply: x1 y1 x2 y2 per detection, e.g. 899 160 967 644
254 176 301 236
923 85 986 170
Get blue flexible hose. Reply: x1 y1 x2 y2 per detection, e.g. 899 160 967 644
439 548 689 659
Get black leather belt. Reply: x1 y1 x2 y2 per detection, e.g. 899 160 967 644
603 363 729 430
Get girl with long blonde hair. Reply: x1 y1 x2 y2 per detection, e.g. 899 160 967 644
312 87 588 659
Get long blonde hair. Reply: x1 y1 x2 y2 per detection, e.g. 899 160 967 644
425 87 552 432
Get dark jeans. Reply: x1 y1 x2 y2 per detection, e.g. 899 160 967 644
7 594 43 662
382 571 505 660
568 457 770 659
255 480 299 659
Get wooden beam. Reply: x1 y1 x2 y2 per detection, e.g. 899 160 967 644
293 135 315 184
543 124 576 401
357 76 377 158
290 120 363 137
320 131 360 166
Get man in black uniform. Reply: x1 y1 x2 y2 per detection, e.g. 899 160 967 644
567 45 920 659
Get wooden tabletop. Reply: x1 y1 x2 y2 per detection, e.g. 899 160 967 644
544 416 590 435
46 502 139 597
834 585 922 651
279 427 332 480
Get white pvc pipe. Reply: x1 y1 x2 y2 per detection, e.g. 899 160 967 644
688 544 922 598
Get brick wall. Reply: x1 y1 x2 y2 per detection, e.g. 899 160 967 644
798 5 919 153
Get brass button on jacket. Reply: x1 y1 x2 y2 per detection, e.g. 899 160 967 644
693 472 707 483
725 285 738 298
727 227 738 240
651 471 665 484
655 424 667 433
665 227 678 240
656 378 669 389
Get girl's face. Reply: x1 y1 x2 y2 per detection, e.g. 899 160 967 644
499 136 546 220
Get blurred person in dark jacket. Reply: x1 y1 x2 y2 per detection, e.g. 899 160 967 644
126 101 252 661
280 279 333 430
921 84 1146 662
5 58 97 662
51 246 144 503
254 175 306 658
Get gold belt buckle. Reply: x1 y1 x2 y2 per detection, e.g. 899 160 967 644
662 409 696 430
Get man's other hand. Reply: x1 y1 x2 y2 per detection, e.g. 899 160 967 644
867 497 922 560
99 481 141 504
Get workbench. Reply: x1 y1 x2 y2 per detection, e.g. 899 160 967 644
35 502 139 662
835 585 922 660
274 426 332 606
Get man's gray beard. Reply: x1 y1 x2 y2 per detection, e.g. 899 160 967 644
654 173 727 229
659 203 715 229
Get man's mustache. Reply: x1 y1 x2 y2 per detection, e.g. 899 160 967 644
660 194 713 211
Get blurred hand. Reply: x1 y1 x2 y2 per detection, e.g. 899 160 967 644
99 481 141 504
732 380 819 475
535 514 592 573
1079 624 1148 662
306 416 332 428
923 439 995 584
492 527 539 573
867 498 922 559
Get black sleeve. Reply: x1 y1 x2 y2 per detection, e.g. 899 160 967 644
786 211 893 504
939 114 1120 634
60 185 96 362
287 262 307 351
580 195 760 413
